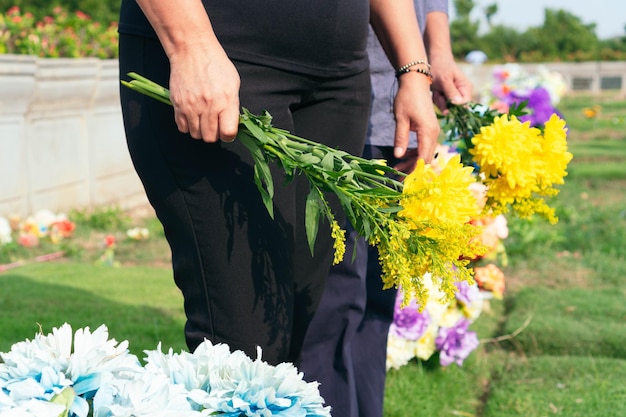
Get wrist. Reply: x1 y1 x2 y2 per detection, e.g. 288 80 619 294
395 59 431 78
396 67 433 84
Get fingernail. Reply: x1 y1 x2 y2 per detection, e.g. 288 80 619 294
394 146 404 157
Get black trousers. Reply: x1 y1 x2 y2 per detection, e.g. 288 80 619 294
299 146 400 417
119 34 371 365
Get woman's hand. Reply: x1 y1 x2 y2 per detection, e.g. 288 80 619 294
168 42 241 143
135 0 241 143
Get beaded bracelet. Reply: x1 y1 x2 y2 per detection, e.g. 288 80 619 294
395 59 431 77
395 67 433 84
396 59 431 73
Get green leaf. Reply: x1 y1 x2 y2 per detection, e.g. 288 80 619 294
359 215 372 239
240 117 270 145
297 153 322 165
378 205 403 214
254 165 275 218
238 132 275 218
339 170 354 184
305 189 322 255
50 387 75 417
321 152 335 171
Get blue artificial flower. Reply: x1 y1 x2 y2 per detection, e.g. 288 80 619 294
146 341 331 417
0 323 143 417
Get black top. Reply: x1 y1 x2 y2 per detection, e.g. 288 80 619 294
119 1 370 77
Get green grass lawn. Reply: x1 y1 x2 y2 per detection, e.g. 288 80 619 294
0 262 186 358
1 93 625 415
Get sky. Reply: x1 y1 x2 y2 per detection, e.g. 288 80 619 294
451 0 625 39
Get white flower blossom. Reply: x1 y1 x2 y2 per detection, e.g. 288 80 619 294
386 333 415 371
93 372 197 417
0 324 142 417
146 340 331 417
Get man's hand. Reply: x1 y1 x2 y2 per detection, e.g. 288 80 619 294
393 72 440 167
430 55 473 113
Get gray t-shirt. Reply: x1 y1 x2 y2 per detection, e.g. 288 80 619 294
367 0 449 147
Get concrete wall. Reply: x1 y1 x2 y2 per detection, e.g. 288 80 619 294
1 56 625 217
0 55 147 218
459 61 626 96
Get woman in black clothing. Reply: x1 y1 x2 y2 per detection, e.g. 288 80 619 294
118 0 440 366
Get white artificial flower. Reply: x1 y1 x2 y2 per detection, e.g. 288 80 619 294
200 349 330 417
0 398 66 417
147 340 331 417
414 325 438 361
422 275 449 327
144 341 233 394
93 371 196 417
66 324 142 385
0 324 142 417
536 66 568 104
386 333 415 371
126 227 150 240
438 306 465 328
32 210 60 229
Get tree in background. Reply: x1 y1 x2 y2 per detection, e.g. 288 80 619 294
522 9 599 61
451 2 626 63
479 25 526 62
484 2 498 28
450 0 481 59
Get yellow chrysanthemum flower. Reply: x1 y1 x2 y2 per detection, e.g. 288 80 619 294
471 115 542 190
537 114 573 187
400 154 480 225
471 114 571 223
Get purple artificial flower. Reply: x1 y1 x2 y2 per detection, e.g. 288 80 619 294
435 319 479 366
511 87 561 127
454 281 481 306
391 294 431 341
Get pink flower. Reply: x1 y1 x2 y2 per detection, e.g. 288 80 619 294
75 10 90 20
50 220 76 239
18 233 39 248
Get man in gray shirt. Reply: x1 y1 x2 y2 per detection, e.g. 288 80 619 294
299 1 473 416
